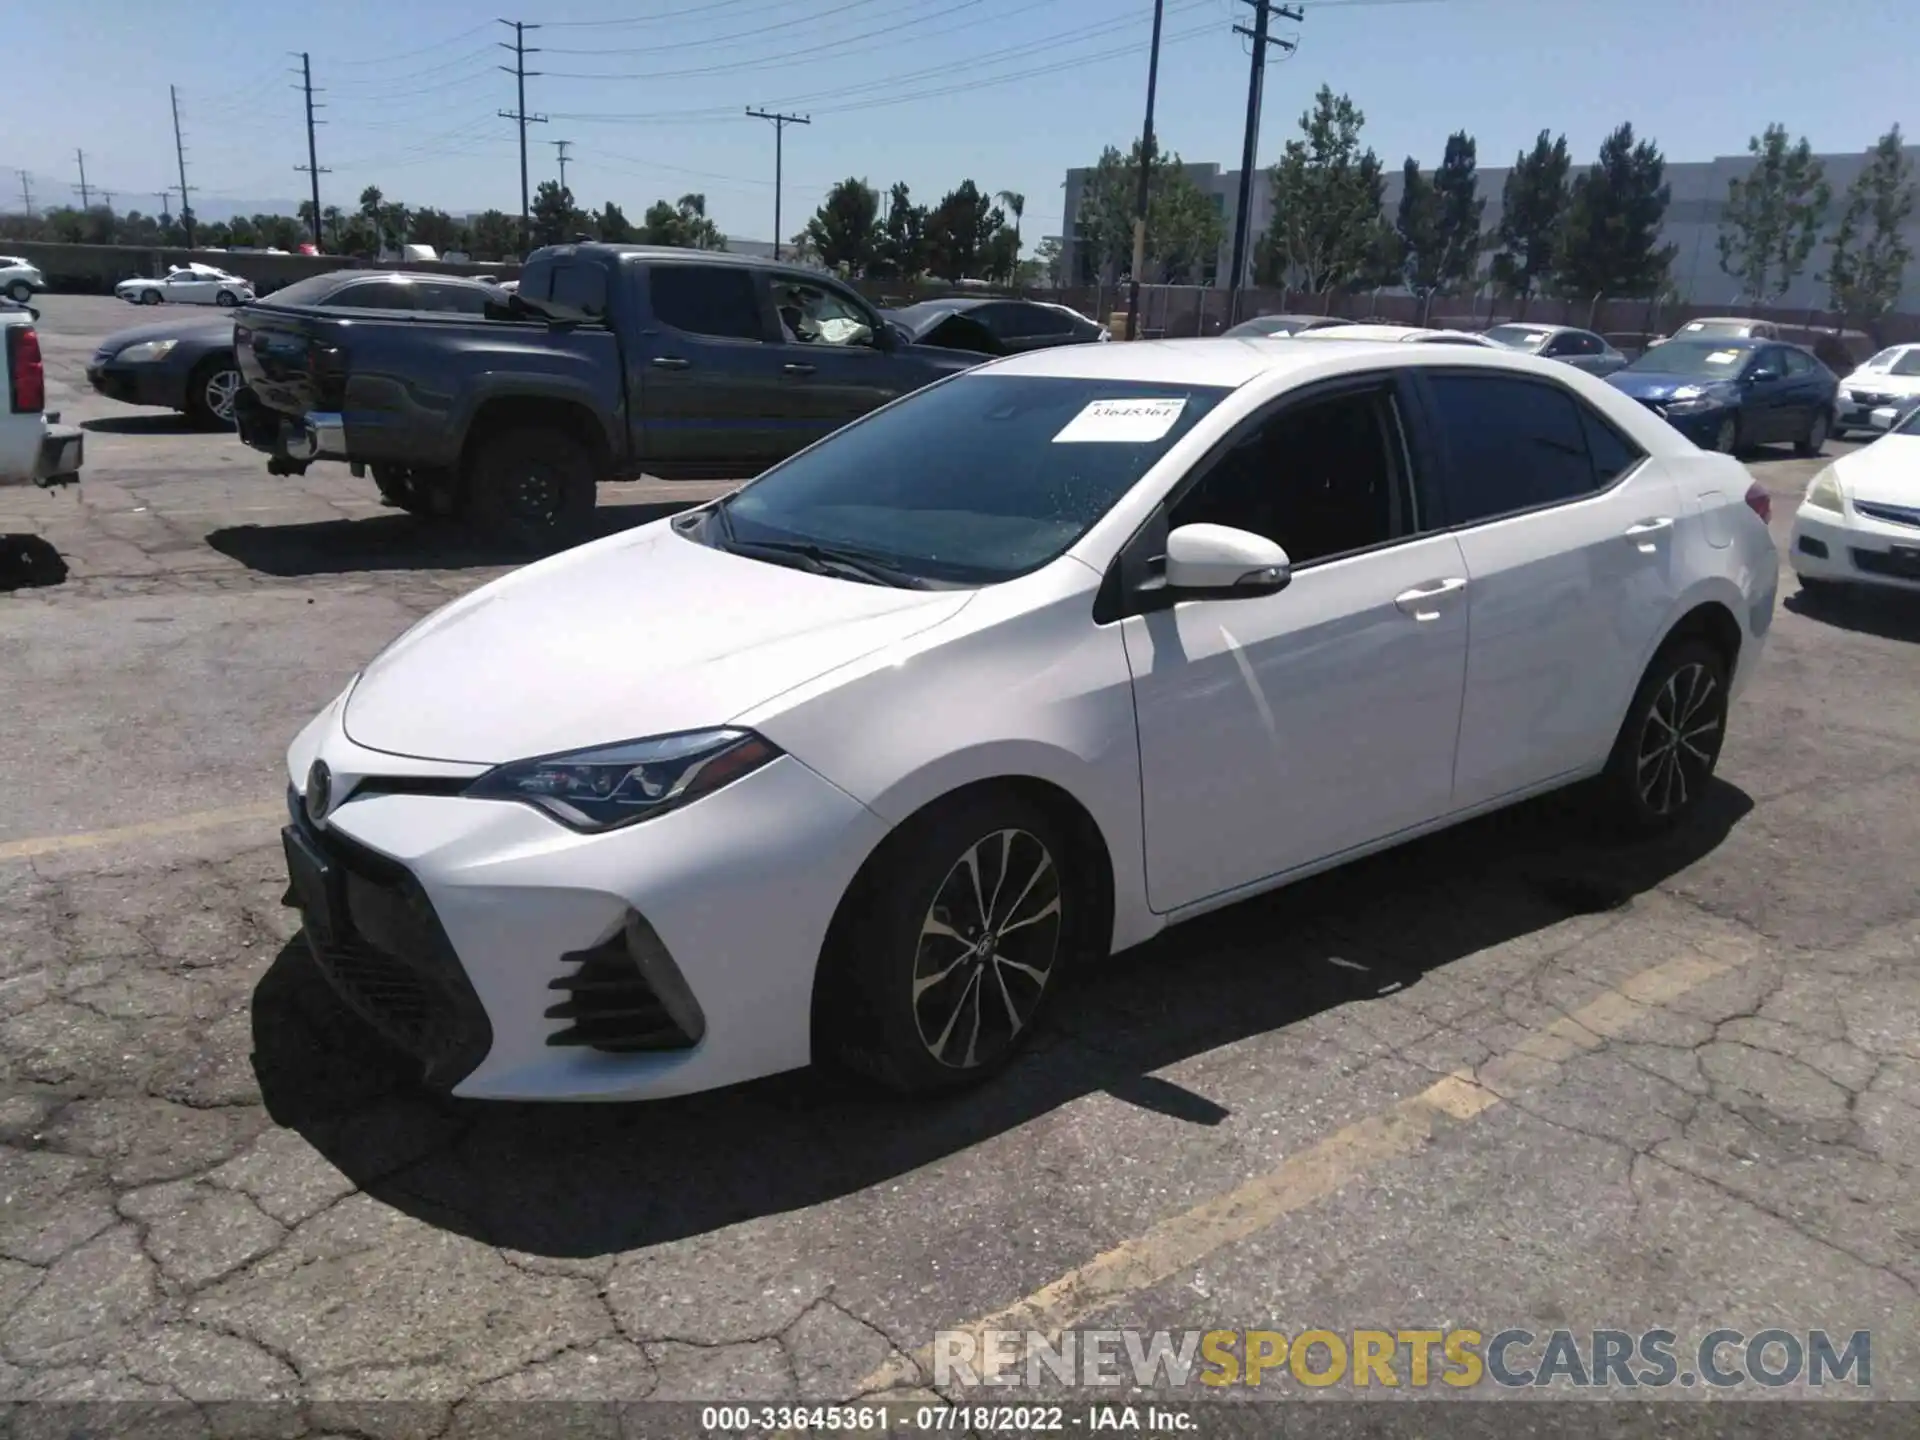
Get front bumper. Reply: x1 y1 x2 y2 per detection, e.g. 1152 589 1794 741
284 740 888 1101
87 361 183 410
1788 500 1920 593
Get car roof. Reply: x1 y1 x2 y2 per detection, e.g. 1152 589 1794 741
1299 323 1495 345
977 334 1575 387
1650 334 1767 350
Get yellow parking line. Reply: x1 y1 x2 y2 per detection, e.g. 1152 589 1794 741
0 800 283 863
857 936 1756 1394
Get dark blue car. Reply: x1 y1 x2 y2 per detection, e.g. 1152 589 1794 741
1606 337 1838 456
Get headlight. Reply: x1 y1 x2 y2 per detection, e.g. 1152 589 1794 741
464 728 781 833
115 339 178 363
1804 468 1846 513
1663 385 1728 416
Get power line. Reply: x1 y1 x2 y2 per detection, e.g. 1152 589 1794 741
542 0 898 58
294 52 332 248
553 138 572 191
1228 1 1301 301
73 150 91 209
170 85 196 245
746 108 809 258
498 18 547 252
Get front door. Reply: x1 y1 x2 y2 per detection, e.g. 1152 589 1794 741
765 275 908 451
1414 370 1683 805
637 262 795 473
1124 378 1470 913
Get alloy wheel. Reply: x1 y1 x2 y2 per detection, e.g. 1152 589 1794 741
509 468 563 524
204 369 241 424
911 828 1063 1069
1714 417 1737 453
1636 662 1720 816
1808 414 1828 449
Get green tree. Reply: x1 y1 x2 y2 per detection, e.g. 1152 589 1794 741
321 205 346 250
925 181 1004 280
1033 234 1064 287
1433 131 1486 294
408 207 466 253
805 178 882 275
469 209 518 258
596 201 634 243
1394 159 1442 313
1489 130 1572 314
1076 140 1223 284
1717 124 1831 302
531 180 584 247
996 189 1026 258
982 225 1020 284
872 183 928 279
1822 124 1916 330
1261 88 1390 293
638 193 725 250
1553 123 1677 301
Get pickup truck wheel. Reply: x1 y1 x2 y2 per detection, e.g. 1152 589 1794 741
466 428 597 553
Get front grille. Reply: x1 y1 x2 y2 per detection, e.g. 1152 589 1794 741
283 805 493 1088
1850 391 1895 407
546 915 704 1053
1854 500 1920 530
1852 548 1920 581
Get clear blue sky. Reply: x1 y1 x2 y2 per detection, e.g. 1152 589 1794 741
3 0 1912 245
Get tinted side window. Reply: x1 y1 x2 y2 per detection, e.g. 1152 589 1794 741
977 305 1041 339
1784 348 1814 376
549 262 607 320
1579 407 1644 486
1425 374 1599 523
328 281 416 309
651 266 764 340
416 283 492 314
1568 331 1604 355
1169 388 1408 567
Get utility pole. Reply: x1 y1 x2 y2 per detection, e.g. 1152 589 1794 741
498 20 547 253
169 84 195 247
1227 1 1302 315
98 191 115 214
746 108 809 260
552 139 572 192
1125 0 1166 341
74 150 91 209
294 52 331 249
155 190 173 224
15 170 31 217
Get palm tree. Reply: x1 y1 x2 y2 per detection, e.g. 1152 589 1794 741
996 189 1026 259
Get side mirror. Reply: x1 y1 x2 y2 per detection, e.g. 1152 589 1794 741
1748 367 1780 384
1163 523 1291 598
872 321 900 351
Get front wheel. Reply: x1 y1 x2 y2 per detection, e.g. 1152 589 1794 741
216 289 239 308
1594 640 1730 836
1712 415 1740 454
1795 410 1830 457
1797 575 1846 604
463 427 598 554
187 358 241 427
3 280 30 304
816 789 1083 1095
140 289 162 306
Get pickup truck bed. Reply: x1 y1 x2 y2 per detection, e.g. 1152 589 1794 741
235 243 980 551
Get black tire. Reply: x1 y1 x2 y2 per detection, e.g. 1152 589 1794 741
1594 639 1730 837
140 289 162 306
371 464 433 518
185 355 241 428
1797 575 1845 604
3 280 30 304
464 427 598 554
815 787 1087 1096
1795 409 1830 457
216 289 239 308
1712 414 1740 454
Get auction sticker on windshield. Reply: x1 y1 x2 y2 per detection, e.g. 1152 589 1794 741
1053 397 1188 444
1706 350 1743 365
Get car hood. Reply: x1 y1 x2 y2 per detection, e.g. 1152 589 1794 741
1834 435 1920 508
343 517 974 765
96 316 233 354
1843 372 1920 397
1608 371 1734 401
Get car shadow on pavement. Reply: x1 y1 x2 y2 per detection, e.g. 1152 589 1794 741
1783 586 1920 644
80 413 202 435
250 778 1753 1258
206 503 691 577
0 534 69 591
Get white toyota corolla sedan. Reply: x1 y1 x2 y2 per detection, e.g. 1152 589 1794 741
282 338 1779 1102
1788 402 1920 596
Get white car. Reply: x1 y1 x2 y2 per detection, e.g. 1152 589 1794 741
0 256 45 305
1833 345 1920 437
114 265 255 308
1789 403 1920 597
1293 323 1498 347
1 308 84 487
282 338 1778 1102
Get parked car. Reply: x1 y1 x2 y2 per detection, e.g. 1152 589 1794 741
278 339 1777 1102
882 297 1108 356
1482 323 1629 376
1833 345 1920 438
1221 313 1353 338
0 308 83 487
1652 317 1784 346
85 313 246 427
0 256 46 305
233 244 983 549
1790 402 1920 598
115 264 255 308
1293 323 1499 347
1607 338 1837 455
245 269 507 315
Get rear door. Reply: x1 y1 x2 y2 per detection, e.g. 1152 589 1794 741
1781 346 1823 436
636 261 792 471
1412 369 1677 805
1743 345 1798 443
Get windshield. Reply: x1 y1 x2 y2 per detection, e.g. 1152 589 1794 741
717 374 1229 586
1677 320 1751 338
1625 340 1754 379
1889 351 1920 377
1225 316 1306 338
1895 405 1920 437
1484 325 1554 351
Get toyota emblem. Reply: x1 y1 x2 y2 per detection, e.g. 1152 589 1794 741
305 760 333 825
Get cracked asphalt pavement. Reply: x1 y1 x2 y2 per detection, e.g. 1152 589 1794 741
2 296 1919 1429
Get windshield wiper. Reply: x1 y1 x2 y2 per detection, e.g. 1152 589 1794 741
726 536 935 589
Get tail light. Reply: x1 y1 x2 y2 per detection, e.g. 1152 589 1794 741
6 325 44 414
1743 481 1771 525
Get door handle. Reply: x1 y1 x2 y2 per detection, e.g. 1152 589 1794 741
1393 576 1467 620
1624 516 1673 552
650 356 691 370
782 362 816 375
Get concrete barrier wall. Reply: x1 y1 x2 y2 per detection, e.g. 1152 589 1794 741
10 241 522 294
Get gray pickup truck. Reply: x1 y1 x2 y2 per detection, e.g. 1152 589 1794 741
233 244 983 549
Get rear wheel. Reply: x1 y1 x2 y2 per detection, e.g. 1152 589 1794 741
186 356 242 427
1795 409 1830 457
3 280 30 304
816 788 1083 1096
463 427 598 554
1594 640 1730 836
